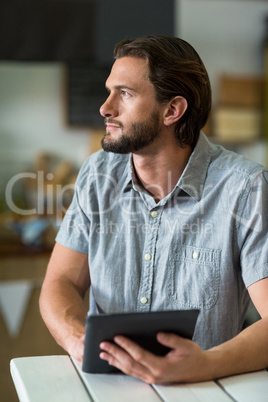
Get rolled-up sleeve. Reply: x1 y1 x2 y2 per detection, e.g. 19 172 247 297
239 170 268 288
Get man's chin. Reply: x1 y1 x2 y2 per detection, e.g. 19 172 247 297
101 137 130 154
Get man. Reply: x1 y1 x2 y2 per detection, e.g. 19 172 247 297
40 36 268 384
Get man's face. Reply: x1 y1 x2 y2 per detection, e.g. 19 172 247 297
99 57 164 154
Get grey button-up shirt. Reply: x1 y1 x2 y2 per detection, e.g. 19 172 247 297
56 132 268 350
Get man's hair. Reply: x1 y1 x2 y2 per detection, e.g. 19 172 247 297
114 36 211 148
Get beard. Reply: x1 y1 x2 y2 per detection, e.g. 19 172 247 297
101 111 160 154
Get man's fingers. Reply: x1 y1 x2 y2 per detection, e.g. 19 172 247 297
99 350 120 368
156 332 192 351
113 335 160 367
100 340 128 363
99 340 155 382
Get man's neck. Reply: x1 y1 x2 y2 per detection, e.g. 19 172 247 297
132 140 193 203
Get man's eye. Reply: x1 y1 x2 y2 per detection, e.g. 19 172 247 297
121 90 131 98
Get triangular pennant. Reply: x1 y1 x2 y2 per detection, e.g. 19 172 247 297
0 280 33 338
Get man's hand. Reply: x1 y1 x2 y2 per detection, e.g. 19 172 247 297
69 334 86 362
99 332 208 384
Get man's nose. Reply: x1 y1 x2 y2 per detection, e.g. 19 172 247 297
99 96 118 118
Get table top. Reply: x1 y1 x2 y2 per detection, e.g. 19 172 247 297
10 355 268 402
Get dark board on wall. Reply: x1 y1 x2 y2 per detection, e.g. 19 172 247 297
0 0 95 62
67 0 175 127
67 63 111 127
93 0 175 65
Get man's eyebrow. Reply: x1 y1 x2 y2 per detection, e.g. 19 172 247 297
105 84 137 92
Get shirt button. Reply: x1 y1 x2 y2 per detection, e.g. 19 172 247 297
145 253 152 260
151 211 158 218
193 251 199 259
140 297 148 304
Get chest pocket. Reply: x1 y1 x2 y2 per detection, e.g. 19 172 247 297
167 245 221 310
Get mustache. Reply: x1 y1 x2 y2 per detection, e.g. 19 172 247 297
105 118 123 128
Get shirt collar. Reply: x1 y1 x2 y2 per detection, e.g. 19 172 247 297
176 131 212 201
121 131 212 200
121 154 134 192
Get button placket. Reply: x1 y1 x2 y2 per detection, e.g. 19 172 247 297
137 208 162 312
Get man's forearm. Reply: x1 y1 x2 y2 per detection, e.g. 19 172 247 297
39 278 88 357
203 317 268 380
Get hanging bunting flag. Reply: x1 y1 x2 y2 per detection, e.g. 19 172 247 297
0 280 33 338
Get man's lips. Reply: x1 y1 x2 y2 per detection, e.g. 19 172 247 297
106 124 120 129
105 122 122 131
105 119 122 127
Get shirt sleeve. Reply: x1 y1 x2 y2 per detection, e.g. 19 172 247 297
55 158 91 254
239 169 268 287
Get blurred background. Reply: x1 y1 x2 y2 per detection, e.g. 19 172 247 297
0 0 267 400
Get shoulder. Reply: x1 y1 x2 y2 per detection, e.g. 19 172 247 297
209 143 267 183
75 150 130 187
82 149 129 171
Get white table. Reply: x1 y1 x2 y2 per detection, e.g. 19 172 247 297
10 355 268 402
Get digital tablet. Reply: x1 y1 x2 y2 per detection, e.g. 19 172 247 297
82 309 199 373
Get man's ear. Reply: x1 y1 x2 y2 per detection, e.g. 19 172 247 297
163 96 188 127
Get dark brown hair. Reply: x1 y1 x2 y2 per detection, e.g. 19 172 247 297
114 36 211 148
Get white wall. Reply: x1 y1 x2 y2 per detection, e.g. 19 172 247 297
177 0 268 165
178 0 267 96
0 63 91 196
